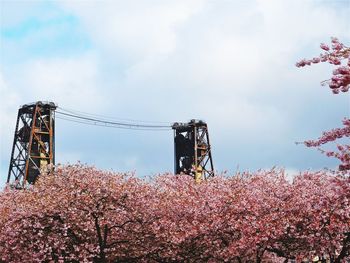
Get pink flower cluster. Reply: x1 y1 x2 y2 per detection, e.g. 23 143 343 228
304 118 350 147
304 118 350 171
0 165 349 262
297 38 350 171
296 37 350 94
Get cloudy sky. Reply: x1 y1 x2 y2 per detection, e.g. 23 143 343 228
0 0 349 186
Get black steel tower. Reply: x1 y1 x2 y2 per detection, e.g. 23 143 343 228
7 101 57 188
172 120 214 182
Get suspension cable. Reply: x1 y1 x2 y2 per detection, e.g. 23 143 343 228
55 115 171 131
58 106 170 124
55 107 172 130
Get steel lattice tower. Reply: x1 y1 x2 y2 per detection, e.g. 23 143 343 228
7 101 57 188
172 120 214 181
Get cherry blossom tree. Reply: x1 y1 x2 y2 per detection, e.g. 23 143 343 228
1 165 349 262
0 165 164 262
296 38 350 171
266 171 350 262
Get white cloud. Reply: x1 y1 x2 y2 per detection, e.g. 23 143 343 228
8 53 105 112
58 0 349 158
1 0 349 184
0 72 21 164
60 0 206 62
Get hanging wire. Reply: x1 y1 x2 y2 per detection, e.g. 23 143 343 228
57 106 171 124
55 108 172 131
56 111 171 129
55 115 171 131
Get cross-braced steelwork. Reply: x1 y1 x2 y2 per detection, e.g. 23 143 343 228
172 120 214 182
7 101 57 188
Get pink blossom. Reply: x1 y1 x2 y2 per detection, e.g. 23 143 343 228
297 37 350 94
1 166 350 262
320 43 330 51
311 57 320 63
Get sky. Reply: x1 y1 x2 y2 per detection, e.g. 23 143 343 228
0 0 349 187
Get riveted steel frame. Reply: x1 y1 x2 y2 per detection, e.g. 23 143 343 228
172 120 214 179
7 102 56 188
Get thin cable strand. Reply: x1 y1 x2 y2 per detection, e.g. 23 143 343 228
55 112 172 130
57 106 171 124
56 116 171 131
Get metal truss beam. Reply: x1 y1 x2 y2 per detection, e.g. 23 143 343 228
172 119 214 181
7 101 57 188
